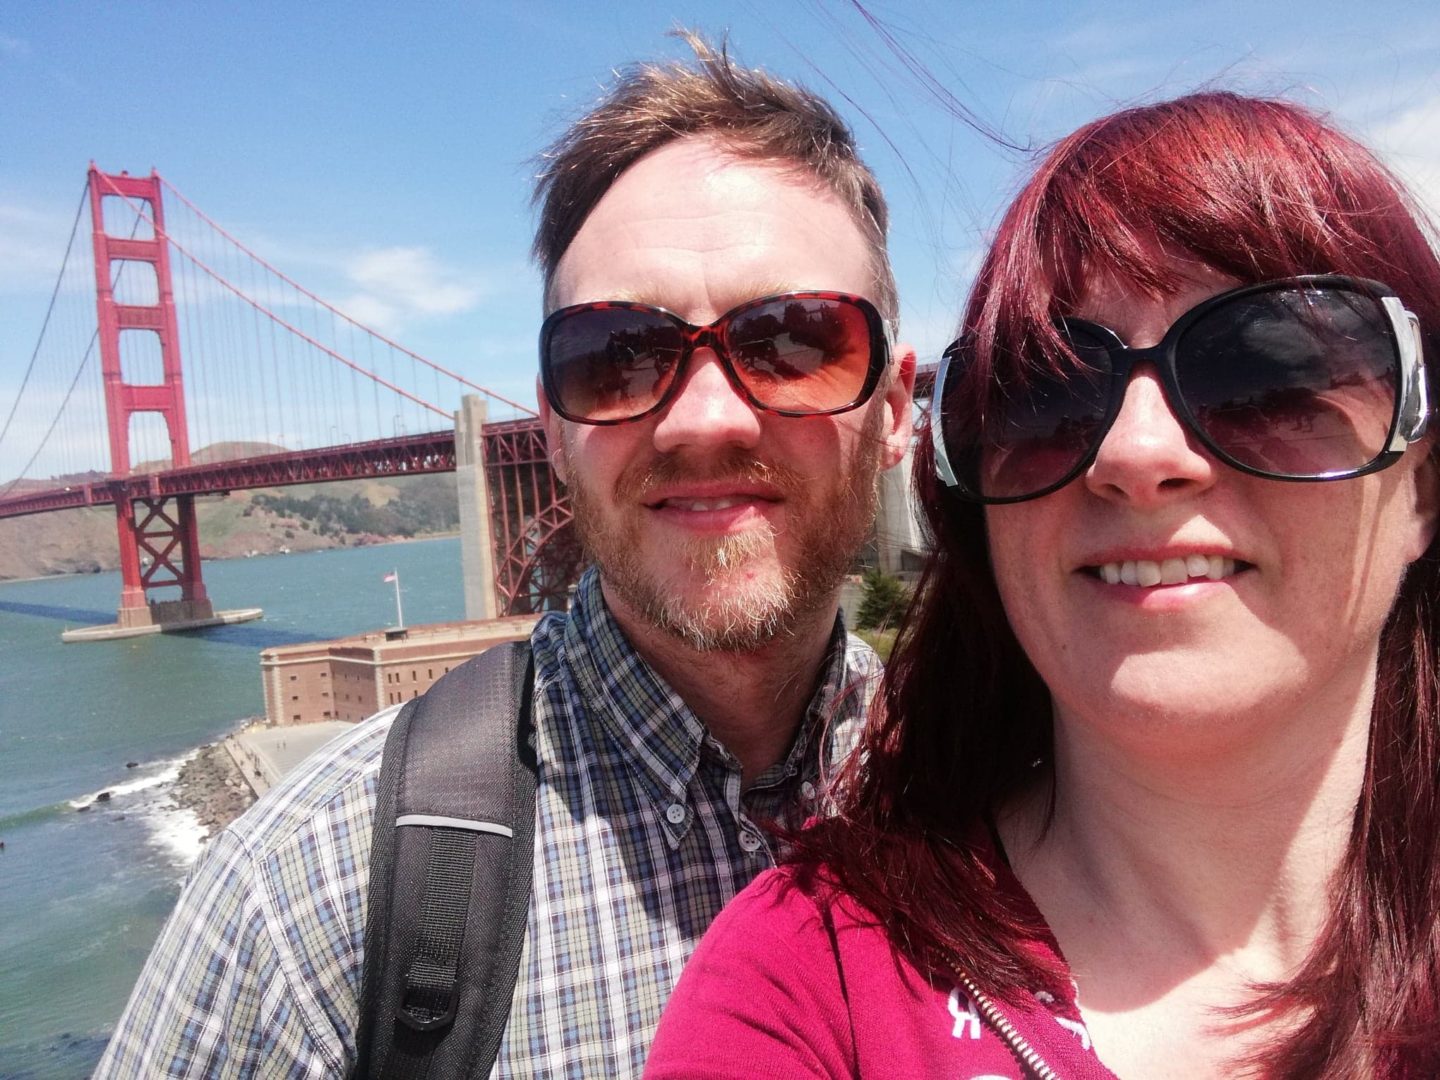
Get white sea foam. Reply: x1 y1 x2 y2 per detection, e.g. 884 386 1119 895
67 754 193 810
68 751 208 871
144 802 208 869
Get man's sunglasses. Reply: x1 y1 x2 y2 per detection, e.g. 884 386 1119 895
539 291 891 425
932 276 1430 503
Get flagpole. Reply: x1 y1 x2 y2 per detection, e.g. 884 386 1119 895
392 569 405 630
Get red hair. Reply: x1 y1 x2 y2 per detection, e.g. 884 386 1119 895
795 93 1440 1076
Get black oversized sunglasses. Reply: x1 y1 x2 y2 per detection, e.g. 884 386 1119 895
932 276 1430 503
539 291 891 425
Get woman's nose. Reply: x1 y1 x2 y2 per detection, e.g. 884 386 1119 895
1084 364 1217 505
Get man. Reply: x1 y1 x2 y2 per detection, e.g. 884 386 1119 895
97 35 913 1078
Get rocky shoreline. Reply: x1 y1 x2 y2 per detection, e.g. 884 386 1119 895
172 740 257 837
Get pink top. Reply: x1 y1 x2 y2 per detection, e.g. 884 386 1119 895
646 865 1117 1079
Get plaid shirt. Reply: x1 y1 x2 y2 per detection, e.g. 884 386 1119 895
96 567 878 1078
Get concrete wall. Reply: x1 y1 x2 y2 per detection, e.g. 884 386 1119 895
455 395 500 620
875 441 923 574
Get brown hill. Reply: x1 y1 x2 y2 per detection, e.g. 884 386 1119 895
0 448 459 581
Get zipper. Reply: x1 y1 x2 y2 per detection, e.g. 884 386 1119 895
948 963 1061 1080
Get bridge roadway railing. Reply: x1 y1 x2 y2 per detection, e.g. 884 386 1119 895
0 430 461 520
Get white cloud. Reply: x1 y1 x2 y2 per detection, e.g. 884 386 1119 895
1368 94 1440 223
0 202 83 292
339 246 484 331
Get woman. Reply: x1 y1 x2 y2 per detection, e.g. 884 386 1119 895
645 93 1440 1078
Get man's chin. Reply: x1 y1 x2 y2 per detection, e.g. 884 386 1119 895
619 566 815 653
651 591 800 653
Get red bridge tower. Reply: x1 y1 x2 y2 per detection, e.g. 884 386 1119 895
89 166 215 629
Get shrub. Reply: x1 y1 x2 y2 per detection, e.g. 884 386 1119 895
856 567 911 631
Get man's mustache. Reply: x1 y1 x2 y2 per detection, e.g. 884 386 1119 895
616 451 807 502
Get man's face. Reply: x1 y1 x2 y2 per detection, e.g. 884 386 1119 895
540 137 913 652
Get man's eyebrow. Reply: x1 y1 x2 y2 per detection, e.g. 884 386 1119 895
600 281 805 316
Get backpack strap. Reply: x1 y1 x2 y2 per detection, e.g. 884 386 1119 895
355 639 537 1079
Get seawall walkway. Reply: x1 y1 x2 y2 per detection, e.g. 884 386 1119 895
224 722 355 797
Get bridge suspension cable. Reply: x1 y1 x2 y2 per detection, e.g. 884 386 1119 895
2 166 534 505
96 175 453 422
0 187 146 498
0 183 89 454
156 175 536 418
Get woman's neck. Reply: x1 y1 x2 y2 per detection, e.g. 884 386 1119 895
997 661 1376 1076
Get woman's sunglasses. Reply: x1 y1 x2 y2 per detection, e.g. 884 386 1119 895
539 291 891 425
932 276 1430 503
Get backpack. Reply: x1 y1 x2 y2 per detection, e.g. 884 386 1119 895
355 640 537 1079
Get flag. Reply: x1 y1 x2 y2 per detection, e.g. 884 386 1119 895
383 571 397 583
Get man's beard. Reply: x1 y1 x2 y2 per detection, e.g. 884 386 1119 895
566 418 884 653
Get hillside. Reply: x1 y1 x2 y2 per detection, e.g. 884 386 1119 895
0 466 461 582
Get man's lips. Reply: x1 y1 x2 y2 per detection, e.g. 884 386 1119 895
646 494 780 512
642 484 784 512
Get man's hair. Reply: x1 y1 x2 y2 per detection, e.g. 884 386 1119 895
532 31 896 318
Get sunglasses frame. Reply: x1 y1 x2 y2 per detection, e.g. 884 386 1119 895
539 290 892 426
932 275 1429 503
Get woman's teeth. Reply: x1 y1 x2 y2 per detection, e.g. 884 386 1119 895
1096 555 1237 587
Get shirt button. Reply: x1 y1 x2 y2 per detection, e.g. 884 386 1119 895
665 803 686 825
739 830 763 853
800 781 817 800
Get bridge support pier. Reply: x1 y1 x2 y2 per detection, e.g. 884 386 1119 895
114 493 215 629
456 395 501 620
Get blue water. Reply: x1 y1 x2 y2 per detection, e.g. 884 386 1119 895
0 539 465 1078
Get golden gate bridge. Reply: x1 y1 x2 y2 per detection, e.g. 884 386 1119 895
0 167 582 636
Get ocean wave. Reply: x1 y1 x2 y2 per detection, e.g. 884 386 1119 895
0 752 209 873
84 752 208 870
66 753 195 811
0 801 68 833
144 801 207 868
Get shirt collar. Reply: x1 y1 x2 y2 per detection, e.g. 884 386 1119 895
561 566 875 844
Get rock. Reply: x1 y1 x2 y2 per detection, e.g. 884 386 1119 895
95 791 112 802
172 741 257 838
126 761 139 769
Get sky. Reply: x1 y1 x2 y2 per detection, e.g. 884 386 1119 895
4 0 1440 473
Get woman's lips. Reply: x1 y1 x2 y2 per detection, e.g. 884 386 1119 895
1090 554 1243 587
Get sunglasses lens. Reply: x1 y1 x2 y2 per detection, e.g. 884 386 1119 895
1175 287 1399 477
724 296 877 413
947 326 1114 501
544 307 683 422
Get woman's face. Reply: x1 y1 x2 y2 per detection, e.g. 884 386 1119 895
985 265 1438 754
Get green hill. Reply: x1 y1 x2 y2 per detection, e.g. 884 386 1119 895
0 467 460 582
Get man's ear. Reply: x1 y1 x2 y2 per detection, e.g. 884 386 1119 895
878 345 917 471
537 377 569 485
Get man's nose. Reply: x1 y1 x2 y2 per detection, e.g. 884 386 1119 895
651 349 763 454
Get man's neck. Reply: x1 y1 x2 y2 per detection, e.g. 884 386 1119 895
600 582 841 788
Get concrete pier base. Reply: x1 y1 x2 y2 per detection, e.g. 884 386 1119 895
62 606 264 643
456 395 501 620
